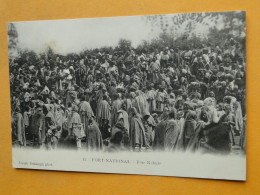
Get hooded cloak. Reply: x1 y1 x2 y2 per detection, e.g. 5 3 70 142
111 121 130 148
111 99 123 127
78 101 94 135
12 112 26 146
30 109 45 142
87 120 103 151
129 108 147 149
146 90 156 112
116 109 129 133
164 119 180 151
153 120 167 151
133 91 149 117
97 100 111 125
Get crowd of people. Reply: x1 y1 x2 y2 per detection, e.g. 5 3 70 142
10 37 246 154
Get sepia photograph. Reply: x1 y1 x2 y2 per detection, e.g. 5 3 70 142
8 11 246 180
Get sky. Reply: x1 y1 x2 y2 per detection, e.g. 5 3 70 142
11 12 233 55
13 16 155 55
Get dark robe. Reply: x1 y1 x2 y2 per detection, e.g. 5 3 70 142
125 98 133 115
111 122 130 148
153 120 167 151
172 52 181 67
178 111 197 150
129 116 147 149
144 121 153 147
108 85 117 101
182 119 197 150
95 89 104 116
164 119 179 151
30 110 45 144
186 121 205 152
202 114 231 153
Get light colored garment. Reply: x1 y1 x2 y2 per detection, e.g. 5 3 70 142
146 90 156 112
68 111 81 129
116 109 129 133
12 112 26 146
111 99 122 127
87 121 103 151
125 98 132 115
176 118 185 145
133 92 149 117
149 61 160 83
23 112 30 127
156 91 166 112
144 121 153 147
55 108 65 127
129 114 147 149
97 100 111 125
78 101 94 135
234 102 243 132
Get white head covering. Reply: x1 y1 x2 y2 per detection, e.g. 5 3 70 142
204 97 214 107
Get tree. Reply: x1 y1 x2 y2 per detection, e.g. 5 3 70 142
39 45 57 62
118 39 132 51
144 11 246 44
8 23 18 49
8 23 19 60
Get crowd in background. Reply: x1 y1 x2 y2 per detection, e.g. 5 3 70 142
10 37 246 154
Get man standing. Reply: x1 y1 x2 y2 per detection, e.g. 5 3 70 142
164 111 179 151
96 95 111 127
67 105 84 149
110 93 122 128
30 106 45 147
86 118 103 151
12 107 26 147
129 107 147 151
78 95 94 139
